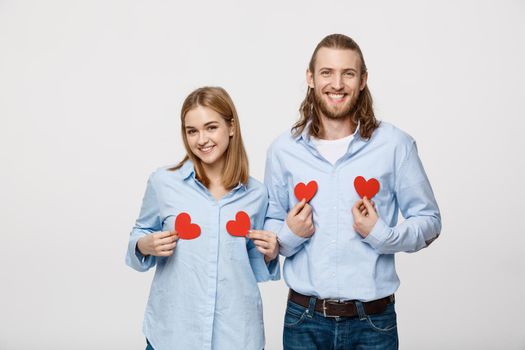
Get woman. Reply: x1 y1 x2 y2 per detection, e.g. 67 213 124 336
126 86 279 350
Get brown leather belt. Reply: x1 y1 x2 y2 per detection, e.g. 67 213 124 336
288 289 394 318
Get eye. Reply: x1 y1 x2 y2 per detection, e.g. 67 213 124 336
320 70 330 77
207 125 218 131
344 71 355 77
187 129 197 135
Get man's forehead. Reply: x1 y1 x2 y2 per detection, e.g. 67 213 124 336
313 47 361 70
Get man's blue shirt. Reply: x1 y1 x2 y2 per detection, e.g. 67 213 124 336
264 121 441 301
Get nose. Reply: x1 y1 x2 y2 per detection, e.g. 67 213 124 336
331 74 343 90
197 131 209 145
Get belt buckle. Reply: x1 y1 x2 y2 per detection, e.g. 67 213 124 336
322 299 339 318
322 299 329 317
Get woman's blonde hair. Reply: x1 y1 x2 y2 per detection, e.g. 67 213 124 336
171 86 249 189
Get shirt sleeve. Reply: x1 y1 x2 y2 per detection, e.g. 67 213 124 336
248 189 280 282
125 175 161 271
363 141 442 254
263 145 310 257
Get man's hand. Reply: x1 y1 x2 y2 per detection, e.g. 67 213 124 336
351 197 378 238
137 230 178 257
286 198 315 238
248 230 279 263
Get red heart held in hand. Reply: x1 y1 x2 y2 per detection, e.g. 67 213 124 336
294 181 318 202
175 212 201 240
353 176 380 199
226 211 251 237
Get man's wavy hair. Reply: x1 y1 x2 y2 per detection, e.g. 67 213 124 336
293 34 379 139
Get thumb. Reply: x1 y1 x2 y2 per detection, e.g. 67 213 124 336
290 198 307 216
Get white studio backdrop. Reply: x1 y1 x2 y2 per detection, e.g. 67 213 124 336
1 0 524 349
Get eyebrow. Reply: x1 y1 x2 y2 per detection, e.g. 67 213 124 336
185 121 219 129
319 67 358 72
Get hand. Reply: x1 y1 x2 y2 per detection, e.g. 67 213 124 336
351 197 378 238
286 198 315 238
356 199 375 216
137 230 178 257
247 230 279 263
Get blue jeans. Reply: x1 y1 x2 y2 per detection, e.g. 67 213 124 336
283 297 398 350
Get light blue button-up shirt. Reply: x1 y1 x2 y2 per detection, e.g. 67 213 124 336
126 161 279 350
264 121 441 302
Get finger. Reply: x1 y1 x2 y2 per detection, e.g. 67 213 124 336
160 242 177 251
247 230 267 240
158 235 177 245
156 230 173 239
256 246 270 255
170 230 179 240
289 198 307 216
362 197 376 213
352 201 363 218
157 250 173 257
298 204 312 220
252 239 270 249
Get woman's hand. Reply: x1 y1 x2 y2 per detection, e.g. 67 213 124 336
248 230 279 263
137 230 178 257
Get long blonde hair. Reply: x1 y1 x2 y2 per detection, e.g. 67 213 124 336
294 34 379 139
171 87 249 189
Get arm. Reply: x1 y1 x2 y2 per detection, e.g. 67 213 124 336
263 146 311 257
247 193 280 282
360 141 441 254
125 175 162 272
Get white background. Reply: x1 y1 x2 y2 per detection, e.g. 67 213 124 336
1 1 524 349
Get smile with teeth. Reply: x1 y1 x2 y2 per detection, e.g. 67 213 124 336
327 93 346 102
199 145 215 154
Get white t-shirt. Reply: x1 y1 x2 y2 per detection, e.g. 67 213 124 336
311 134 354 165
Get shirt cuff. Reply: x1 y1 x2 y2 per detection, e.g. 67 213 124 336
278 221 309 257
126 235 155 272
265 256 280 280
362 218 391 251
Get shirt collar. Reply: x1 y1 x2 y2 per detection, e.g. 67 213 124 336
295 120 361 143
179 159 196 180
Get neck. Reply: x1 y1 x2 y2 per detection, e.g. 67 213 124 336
201 160 225 187
318 114 357 140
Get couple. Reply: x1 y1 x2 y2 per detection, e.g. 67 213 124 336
126 34 441 350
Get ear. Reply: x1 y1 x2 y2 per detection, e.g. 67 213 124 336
359 71 368 91
306 69 314 89
229 118 235 137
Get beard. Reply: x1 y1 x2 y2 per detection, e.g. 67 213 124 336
313 89 359 120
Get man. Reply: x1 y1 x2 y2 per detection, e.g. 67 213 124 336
264 34 441 349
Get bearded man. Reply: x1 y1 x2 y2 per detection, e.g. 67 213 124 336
263 34 441 350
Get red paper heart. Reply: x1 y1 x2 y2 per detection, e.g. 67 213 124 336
354 176 380 199
294 181 318 203
175 212 201 240
226 211 251 237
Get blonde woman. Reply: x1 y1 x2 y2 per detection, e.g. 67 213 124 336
126 87 279 350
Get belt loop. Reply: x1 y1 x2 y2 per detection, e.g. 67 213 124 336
306 296 316 318
355 300 367 320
